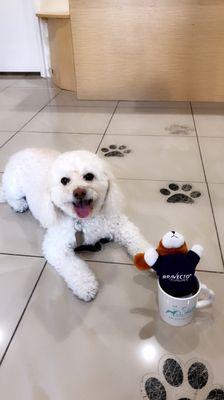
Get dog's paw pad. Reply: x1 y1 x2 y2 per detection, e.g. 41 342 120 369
144 377 166 400
191 191 201 198
163 358 183 387
101 145 131 157
206 388 224 399
188 362 208 389
160 188 171 196
168 183 179 191
167 193 194 204
178 398 191 400
141 357 224 400
182 184 192 191
160 183 202 204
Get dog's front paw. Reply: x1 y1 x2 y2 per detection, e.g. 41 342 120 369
10 198 29 213
73 273 99 302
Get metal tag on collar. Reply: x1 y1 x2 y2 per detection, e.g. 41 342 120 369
75 230 85 247
74 220 82 231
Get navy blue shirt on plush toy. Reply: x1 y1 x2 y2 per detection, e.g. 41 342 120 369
152 251 200 297
134 230 203 298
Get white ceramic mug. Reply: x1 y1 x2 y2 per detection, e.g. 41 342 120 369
158 277 215 326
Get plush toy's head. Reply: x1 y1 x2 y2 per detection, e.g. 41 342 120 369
161 231 184 248
134 230 188 270
158 231 188 256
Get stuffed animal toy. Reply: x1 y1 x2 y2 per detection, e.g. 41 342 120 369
134 231 203 298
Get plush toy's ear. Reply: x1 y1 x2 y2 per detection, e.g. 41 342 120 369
134 253 150 270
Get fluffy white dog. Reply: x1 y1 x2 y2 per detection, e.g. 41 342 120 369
0 148 148 301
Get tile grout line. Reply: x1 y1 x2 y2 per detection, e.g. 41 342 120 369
86 258 224 274
0 252 220 273
47 104 118 108
44 104 117 109
48 90 61 105
0 133 16 150
0 261 47 367
0 86 11 94
0 251 221 274
0 252 44 259
194 135 224 139
14 131 197 138
98 133 196 138
17 89 62 132
95 101 119 154
0 172 208 184
117 177 207 183
8 131 104 136
190 101 224 270
0 90 61 150
198 269 224 274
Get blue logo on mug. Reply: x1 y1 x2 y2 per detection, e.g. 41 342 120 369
166 306 195 318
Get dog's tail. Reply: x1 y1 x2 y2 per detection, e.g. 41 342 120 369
0 185 6 203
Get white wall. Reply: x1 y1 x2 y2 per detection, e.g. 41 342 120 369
0 0 43 72
35 0 69 13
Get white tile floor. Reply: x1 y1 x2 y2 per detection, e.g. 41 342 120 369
22 105 115 134
107 102 195 136
0 77 224 399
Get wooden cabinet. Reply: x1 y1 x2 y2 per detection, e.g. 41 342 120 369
69 0 224 101
37 13 76 91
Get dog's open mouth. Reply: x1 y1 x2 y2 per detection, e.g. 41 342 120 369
73 199 93 218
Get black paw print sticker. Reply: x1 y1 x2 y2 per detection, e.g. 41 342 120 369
141 357 224 400
160 183 202 204
101 145 131 157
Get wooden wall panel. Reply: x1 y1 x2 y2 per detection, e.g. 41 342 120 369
48 18 76 91
69 0 224 101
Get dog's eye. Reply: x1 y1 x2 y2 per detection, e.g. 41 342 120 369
61 177 70 185
83 173 95 181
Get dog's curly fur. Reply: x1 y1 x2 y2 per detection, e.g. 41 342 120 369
0 148 148 301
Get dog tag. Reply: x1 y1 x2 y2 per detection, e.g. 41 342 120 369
75 231 85 247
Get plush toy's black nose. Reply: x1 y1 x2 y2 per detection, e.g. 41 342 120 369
73 188 87 200
171 230 175 234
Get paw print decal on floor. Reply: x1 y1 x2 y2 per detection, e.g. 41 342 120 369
160 183 202 204
141 356 224 400
101 145 131 157
165 124 194 135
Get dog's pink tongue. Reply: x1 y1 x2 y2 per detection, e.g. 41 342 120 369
75 205 91 218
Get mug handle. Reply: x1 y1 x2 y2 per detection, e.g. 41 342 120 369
196 284 215 309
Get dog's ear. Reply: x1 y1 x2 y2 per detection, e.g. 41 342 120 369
36 171 59 228
103 167 124 215
38 188 59 228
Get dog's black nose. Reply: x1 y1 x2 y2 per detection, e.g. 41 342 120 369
73 188 87 200
171 230 175 234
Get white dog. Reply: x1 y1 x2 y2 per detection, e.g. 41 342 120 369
0 148 148 301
